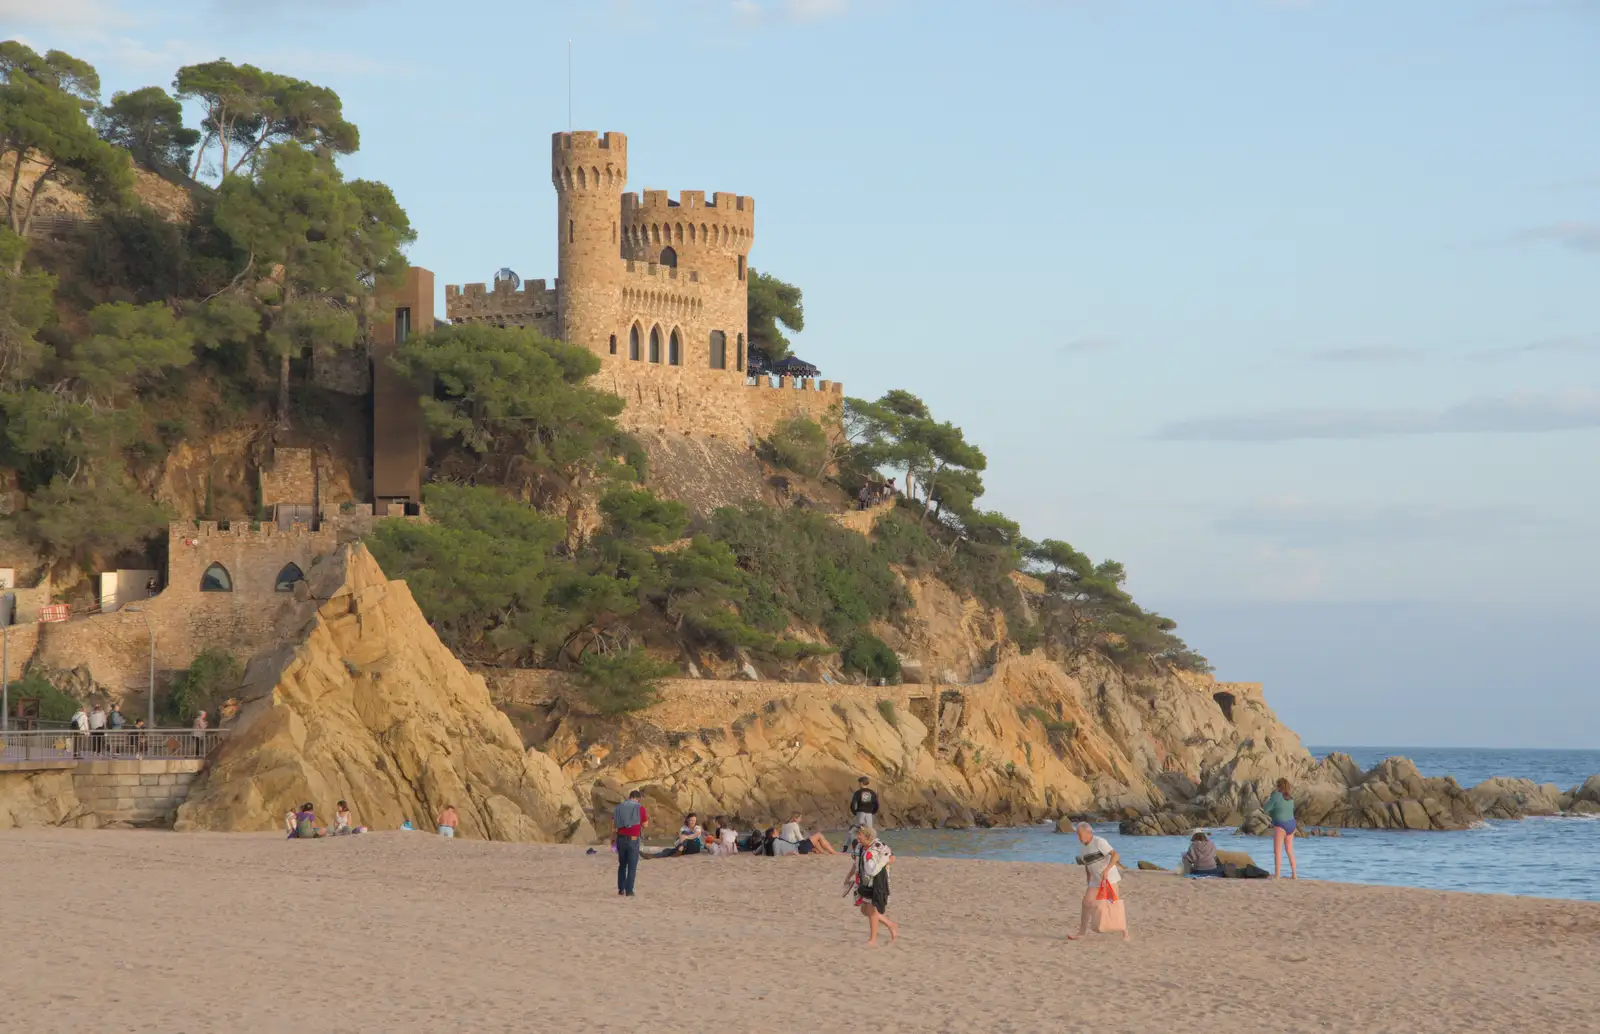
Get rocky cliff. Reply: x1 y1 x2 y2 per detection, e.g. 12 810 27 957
174 545 593 842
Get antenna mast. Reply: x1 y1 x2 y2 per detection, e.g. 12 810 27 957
567 39 573 130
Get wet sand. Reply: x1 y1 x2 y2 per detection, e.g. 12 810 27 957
2 829 1596 1033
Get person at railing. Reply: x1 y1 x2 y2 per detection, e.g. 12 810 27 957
192 710 209 734
88 704 107 756
108 706 126 732
69 705 88 758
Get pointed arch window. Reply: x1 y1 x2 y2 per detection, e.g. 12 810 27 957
629 326 641 361
669 330 681 366
200 563 233 593
649 327 662 363
274 563 305 592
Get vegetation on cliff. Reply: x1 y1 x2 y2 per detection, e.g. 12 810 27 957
0 40 1205 706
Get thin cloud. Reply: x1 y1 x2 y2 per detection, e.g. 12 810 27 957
1470 336 1600 360
1156 389 1600 442
1303 346 1426 363
0 0 131 30
1057 338 1117 356
1515 222 1600 254
733 0 852 22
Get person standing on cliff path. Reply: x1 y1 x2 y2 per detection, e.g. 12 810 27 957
613 790 647 897
1264 778 1298 879
850 776 880 833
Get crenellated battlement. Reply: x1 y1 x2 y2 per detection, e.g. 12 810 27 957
623 190 754 217
622 190 753 255
552 131 628 194
748 376 844 396
445 278 560 325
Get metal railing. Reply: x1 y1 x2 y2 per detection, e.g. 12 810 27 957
0 728 229 764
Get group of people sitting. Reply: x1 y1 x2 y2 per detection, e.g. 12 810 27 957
646 811 842 859
286 800 368 839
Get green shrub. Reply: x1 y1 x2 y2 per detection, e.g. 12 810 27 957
167 647 241 723
576 650 675 715
6 670 79 723
762 415 829 475
876 698 898 727
843 632 900 682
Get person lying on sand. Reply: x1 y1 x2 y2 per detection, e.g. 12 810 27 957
844 824 898 945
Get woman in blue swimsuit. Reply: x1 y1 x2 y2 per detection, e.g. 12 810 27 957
1263 778 1298 879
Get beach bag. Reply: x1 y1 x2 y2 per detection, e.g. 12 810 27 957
1084 879 1126 934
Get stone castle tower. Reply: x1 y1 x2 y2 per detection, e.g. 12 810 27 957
445 130 839 441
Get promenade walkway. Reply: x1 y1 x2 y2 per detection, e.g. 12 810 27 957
0 729 227 771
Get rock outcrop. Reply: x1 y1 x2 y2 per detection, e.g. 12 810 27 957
516 646 1310 835
0 771 93 829
175 545 593 842
1468 777 1569 820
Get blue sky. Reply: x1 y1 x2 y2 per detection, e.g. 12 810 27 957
10 0 1599 748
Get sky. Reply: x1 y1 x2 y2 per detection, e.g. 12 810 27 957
6 0 1598 749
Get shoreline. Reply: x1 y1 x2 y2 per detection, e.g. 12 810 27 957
4 828 1597 1033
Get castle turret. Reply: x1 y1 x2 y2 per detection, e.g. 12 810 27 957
553 131 627 354
621 189 755 284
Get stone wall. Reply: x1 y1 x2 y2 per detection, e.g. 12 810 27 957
72 759 205 826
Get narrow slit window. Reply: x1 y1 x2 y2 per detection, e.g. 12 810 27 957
709 330 726 370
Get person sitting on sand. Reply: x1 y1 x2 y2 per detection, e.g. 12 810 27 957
1264 778 1298 879
437 804 459 838
1068 822 1129 942
332 800 365 835
843 824 898 945
777 814 838 856
714 819 740 857
1182 831 1224 876
285 809 298 838
293 803 325 839
650 814 704 858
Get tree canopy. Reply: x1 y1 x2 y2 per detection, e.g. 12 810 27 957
95 86 201 173
746 267 803 362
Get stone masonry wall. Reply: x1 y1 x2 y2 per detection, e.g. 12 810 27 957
72 759 205 826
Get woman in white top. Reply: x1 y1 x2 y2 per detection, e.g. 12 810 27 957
1068 822 1130 941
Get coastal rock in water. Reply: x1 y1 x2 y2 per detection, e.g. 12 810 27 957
1119 810 1198 836
1295 757 1480 831
175 545 594 843
1566 775 1600 812
1136 860 1169 871
1468 777 1567 819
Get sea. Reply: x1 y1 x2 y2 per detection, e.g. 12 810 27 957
888 747 1600 902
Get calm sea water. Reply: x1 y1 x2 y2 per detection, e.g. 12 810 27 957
888 747 1600 902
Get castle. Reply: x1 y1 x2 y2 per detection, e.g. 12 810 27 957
439 131 841 445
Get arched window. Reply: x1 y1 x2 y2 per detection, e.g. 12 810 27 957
274 563 304 592
629 326 641 361
669 330 681 366
709 330 726 370
736 334 745 373
649 327 662 363
660 246 677 269
609 333 617 355
200 563 233 593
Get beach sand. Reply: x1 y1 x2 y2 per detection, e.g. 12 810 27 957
2 829 1596 1033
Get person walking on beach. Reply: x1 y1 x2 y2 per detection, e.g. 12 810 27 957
849 776 880 833
613 789 647 897
1264 778 1298 879
1068 822 1129 941
436 804 459 838
844 824 898 945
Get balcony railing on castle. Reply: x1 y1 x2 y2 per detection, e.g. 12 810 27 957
0 728 229 765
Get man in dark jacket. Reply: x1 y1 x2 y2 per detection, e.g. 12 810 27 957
849 776 880 832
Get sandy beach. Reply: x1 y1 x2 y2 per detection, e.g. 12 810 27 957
2 829 1597 1033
